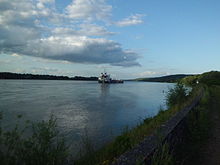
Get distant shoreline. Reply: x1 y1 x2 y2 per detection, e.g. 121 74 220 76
130 74 193 83
0 72 98 81
0 72 194 83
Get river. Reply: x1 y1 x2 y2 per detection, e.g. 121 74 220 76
0 80 174 155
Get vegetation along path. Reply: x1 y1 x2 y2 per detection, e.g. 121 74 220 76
192 86 220 165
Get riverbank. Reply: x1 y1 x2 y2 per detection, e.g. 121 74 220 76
174 85 220 165
196 86 220 165
75 71 220 164
168 71 220 164
75 84 203 164
194 86 220 165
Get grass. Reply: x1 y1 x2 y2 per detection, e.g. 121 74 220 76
151 142 174 165
165 72 220 164
173 85 213 164
0 115 69 165
74 84 204 165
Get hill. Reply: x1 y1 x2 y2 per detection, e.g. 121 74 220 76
181 71 220 86
133 74 193 83
0 72 98 81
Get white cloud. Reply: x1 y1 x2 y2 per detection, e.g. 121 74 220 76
18 36 140 66
115 14 145 27
32 56 71 64
79 24 116 36
0 0 142 67
37 0 55 9
39 0 54 3
52 24 115 37
66 0 112 21
136 71 169 77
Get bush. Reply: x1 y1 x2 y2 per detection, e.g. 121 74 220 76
0 113 69 165
166 83 187 108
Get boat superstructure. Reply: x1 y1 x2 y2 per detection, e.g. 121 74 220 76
98 73 123 84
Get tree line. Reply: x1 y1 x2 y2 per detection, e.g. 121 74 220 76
0 72 98 81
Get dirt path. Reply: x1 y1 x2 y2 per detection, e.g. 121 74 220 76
195 86 220 165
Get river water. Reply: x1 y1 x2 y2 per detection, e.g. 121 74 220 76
0 80 174 154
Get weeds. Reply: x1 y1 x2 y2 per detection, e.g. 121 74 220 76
0 114 69 165
75 84 203 164
173 85 211 164
151 143 173 165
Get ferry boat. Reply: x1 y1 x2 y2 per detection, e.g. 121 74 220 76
98 73 124 84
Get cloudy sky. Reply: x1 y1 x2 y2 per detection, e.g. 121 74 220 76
0 0 220 78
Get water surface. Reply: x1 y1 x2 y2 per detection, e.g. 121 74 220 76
0 80 174 153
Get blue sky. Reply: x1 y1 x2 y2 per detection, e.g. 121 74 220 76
0 0 220 78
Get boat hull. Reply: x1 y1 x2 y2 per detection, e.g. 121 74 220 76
98 80 124 84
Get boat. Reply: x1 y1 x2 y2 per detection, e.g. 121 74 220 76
98 73 124 84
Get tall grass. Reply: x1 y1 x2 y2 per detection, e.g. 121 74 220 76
151 143 173 165
0 114 69 165
173 85 211 164
75 83 203 164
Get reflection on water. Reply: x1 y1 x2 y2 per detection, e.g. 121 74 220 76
0 80 174 155
100 83 110 97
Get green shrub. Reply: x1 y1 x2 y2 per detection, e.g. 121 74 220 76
0 114 69 165
166 83 187 108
